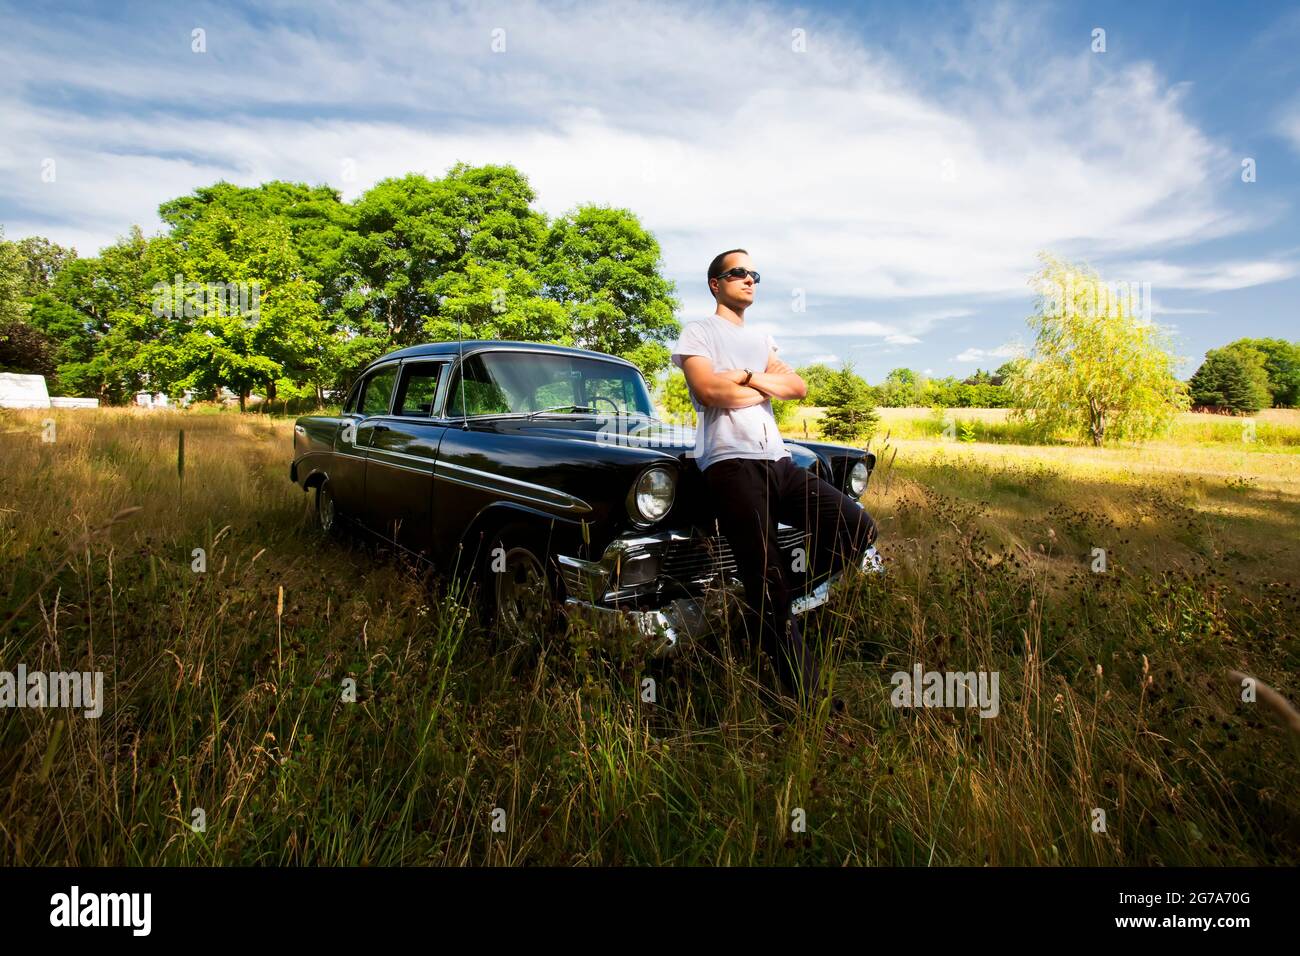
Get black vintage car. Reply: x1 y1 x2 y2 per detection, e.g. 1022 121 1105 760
290 340 881 649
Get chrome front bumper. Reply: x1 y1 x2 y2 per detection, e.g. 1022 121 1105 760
558 526 884 655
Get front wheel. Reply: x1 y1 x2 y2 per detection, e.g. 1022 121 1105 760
476 523 561 642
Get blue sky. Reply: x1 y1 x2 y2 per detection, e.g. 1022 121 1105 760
1 0 1297 382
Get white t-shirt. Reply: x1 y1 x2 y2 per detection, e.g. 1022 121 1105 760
669 314 790 471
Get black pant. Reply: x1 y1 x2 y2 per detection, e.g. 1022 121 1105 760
703 455 878 703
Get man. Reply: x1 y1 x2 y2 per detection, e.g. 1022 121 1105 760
670 248 878 708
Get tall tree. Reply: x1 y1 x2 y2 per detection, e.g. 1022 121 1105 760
819 364 880 443
1222 337 1300 408
537 204 680 378
144 210 326 410
1007 253 1188 445
344 165 549 350
1187 348 1271 413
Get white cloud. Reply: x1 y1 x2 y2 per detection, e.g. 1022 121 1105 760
0 0 1289 343
1122 258 1300 292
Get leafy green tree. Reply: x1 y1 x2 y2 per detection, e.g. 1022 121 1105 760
160 181 350 311
878 367 921 407
346 166 548 350
0 227 30 326
660 369 695 423
819 364 879 443
144 210 326 410
27 227 166 402
1007 253 1188 445
1222 338 1300 408
770 397 797 427
797 363 838 405
536 205 679 378
1187 348 1271 414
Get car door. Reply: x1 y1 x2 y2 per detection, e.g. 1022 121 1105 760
361 360 450 557
332 362 400 519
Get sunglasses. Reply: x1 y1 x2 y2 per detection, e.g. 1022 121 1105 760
712 267 761 284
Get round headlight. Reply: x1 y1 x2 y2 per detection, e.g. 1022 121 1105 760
632 467 675 523
848 460 869 497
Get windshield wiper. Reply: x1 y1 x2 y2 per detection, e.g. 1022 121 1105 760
525 404 598 419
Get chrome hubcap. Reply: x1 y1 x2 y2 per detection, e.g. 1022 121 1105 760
495 547 549 634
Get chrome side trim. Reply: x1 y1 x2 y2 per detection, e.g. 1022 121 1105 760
434 459 593 515
365 457 433 477
369 447 437 466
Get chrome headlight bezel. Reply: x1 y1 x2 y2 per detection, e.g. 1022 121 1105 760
848 460 869 497
627 465 676 527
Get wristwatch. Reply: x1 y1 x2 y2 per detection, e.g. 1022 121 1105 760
741 369 753 386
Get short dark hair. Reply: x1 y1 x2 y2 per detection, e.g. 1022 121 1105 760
707 248 748 296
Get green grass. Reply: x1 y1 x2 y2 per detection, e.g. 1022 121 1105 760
1 407 1297 865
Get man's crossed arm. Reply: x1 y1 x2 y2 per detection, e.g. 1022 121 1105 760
680 349 807 409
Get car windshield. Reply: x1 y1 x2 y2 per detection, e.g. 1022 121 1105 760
447 350 655 418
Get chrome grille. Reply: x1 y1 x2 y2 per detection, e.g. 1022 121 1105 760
661 526 809 584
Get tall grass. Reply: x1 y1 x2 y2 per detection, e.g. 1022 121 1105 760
1 407 1297 864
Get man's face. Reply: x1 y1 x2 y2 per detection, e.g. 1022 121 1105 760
712 252 757 308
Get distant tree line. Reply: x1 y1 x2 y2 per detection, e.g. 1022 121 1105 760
0 164 681 409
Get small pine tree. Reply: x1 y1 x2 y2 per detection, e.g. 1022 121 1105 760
1188 349 1270 414
819 365 879 443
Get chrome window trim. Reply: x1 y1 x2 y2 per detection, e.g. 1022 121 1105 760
390 359 451 420
357 360 403 418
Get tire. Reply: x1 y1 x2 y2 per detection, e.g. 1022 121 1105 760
315 481 342 537
476 522 561 641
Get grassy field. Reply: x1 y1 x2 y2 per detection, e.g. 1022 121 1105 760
1 405 1298 865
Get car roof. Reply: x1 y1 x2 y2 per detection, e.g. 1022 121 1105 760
366 340 638 369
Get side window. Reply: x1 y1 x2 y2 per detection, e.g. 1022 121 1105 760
447 355 512 416
360 366 398 417
393 362 445 417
